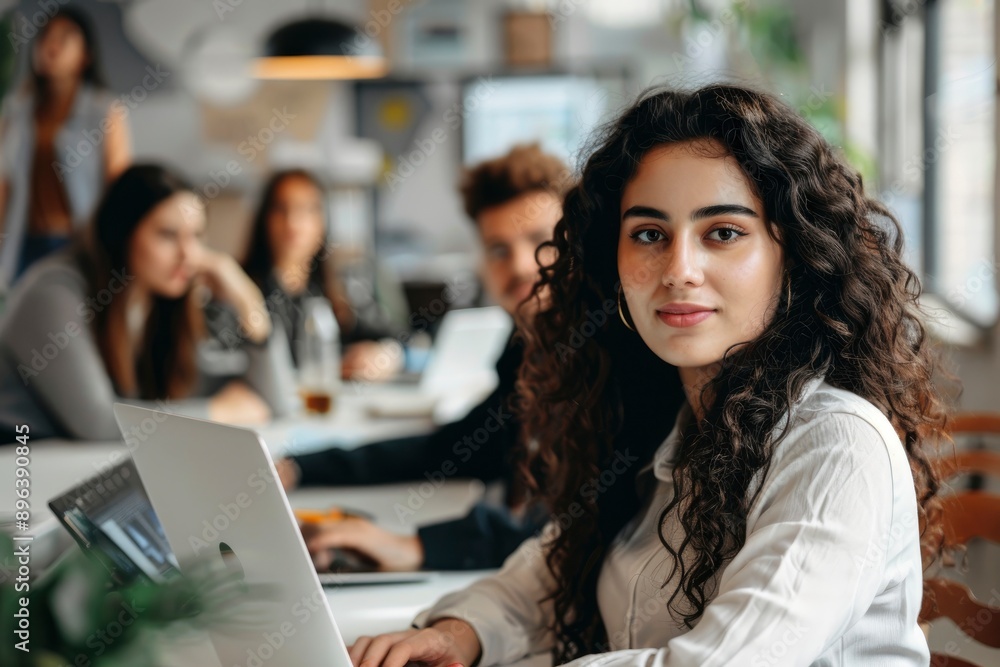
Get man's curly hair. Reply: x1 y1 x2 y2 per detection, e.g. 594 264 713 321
460 143 573 222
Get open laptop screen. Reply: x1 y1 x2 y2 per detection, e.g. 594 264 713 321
48 458 178 585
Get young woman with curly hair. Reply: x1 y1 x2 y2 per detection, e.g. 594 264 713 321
348 84 951 667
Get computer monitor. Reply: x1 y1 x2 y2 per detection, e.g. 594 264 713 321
460 71 630 165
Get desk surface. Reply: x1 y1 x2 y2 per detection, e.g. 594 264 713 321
156 570 501 667
0 381 442 530
0 393 506 665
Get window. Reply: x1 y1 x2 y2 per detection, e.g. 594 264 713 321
880 0 997 327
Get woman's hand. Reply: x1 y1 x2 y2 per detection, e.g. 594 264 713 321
208 380 271 425
341 340 404 382
349 618 481 667
301 517 423 572
195 248 271 344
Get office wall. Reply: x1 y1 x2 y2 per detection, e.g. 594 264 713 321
2 0 854 259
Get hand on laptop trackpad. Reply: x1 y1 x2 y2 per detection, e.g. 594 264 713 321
323 547 379 574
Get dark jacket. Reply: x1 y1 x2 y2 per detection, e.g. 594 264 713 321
292 325 685 571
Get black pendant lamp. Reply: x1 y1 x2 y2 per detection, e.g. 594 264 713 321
255 17 388 80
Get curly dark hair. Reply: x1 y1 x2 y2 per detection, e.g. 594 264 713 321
459 143 573 222
515 84 953 662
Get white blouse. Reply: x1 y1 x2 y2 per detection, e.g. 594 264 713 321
414 378 930 666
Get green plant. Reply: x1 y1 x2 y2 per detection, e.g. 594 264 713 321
676 0 877 182
0 533 262 667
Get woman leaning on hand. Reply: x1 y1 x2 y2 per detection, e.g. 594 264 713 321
0 164 294 442
348 84 951 667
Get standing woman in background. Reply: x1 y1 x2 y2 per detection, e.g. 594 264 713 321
243 169 403 382
0 7 131 288
0 164 293 442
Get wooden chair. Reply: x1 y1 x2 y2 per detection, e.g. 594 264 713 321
950 413 1000 436
932 413 1000 484
922 415 1000 666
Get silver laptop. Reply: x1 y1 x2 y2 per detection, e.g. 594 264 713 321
417 305 512 396
361 305 512 421
114 403 353 667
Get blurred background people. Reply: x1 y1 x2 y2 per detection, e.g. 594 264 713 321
279 144 684 572
242 168 403 382
0 7 131 289
0 164 293 442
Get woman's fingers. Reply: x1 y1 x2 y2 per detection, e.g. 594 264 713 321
382 641 416 667
348 635 375 666
346 628 471 667
355 631 413 667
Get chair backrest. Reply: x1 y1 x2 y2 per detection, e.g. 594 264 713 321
933 450 1000 481
950 413 1000 435
921 577 1000 650
937 492 1000 547
922 413 1000 665
933 412 1000 481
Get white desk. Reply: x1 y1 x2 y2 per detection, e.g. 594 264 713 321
255 381 438 457
0 420 512 666
0 380 440 535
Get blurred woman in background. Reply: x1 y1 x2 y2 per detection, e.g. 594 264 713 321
0 7 131 288
0 164 293 442
243 169 402 381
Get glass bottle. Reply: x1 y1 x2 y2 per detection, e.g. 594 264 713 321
297 297 340 414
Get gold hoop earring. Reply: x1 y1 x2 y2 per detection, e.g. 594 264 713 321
618 286 636 332
784 273 793 310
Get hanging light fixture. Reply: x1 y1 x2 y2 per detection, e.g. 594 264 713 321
255 17 388 80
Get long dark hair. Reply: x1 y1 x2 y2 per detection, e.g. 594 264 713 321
242 168 355 331
78 164 204 400
515 84 952 661
31 7 106 102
